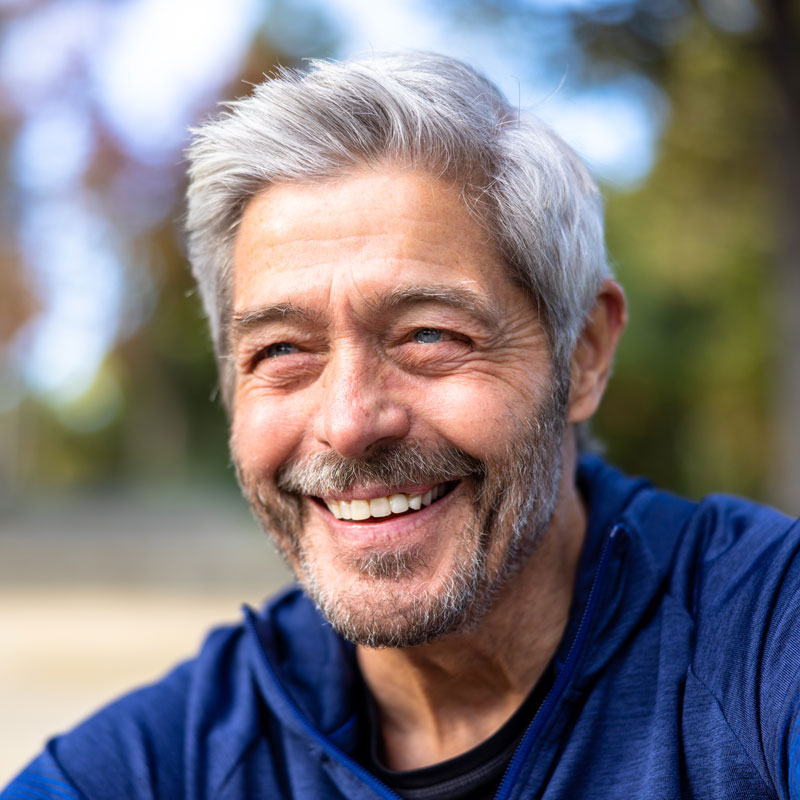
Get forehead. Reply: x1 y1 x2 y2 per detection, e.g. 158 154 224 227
231 166 524 318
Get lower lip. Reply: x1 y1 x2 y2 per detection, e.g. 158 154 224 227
312 482 464 548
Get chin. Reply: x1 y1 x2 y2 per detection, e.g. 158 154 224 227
299 551 491 648
293 497 537 649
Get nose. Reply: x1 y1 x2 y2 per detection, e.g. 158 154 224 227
313 347 410 458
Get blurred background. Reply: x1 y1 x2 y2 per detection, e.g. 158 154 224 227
1 0 798 783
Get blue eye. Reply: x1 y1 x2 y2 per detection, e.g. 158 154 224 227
265 342 297 358
413 328 444 344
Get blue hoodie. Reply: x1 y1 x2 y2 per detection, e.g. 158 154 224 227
4 457 800 799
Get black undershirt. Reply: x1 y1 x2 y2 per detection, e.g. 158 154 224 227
355 665 554 800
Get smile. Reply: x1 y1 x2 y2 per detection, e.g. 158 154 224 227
321 482 454 521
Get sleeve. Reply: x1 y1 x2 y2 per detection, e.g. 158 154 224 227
758 518 800 800
690 502 800 799
786 706 800 799
1 750 83 800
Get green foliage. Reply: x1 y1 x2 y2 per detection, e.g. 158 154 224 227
595 15 776 500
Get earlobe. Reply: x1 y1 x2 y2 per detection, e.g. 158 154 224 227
567 279 627 424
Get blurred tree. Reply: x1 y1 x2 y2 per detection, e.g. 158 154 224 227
0 0 340 493
438 0 799 510
0 252 37 345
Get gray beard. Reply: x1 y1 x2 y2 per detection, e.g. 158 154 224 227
235 383 567 648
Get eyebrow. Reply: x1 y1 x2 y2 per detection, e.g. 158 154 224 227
230 302 321 341
230 284 504 342
367 285 503 331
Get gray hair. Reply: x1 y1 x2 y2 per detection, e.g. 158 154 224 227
185 51 610 408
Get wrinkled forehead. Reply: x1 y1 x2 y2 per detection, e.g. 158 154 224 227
229 166 526 323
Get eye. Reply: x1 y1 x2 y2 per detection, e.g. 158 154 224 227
264 341 298 358
413 328 444 344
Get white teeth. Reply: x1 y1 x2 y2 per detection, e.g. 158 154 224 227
325 500 341 517
351 499 370 521
388 494 409 514
369 497 391 517
323 484 449 520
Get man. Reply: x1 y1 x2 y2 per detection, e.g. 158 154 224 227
4 52 800 799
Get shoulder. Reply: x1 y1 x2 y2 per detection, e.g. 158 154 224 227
11 586 319 800
582 453 800 608
681 495 800 794
676 492 798 612
625 483 800 626
48 617 250 798
589 466 800 795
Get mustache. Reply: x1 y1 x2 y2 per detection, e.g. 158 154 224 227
276 440 486 497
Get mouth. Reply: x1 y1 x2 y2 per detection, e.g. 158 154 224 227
315 481 458 522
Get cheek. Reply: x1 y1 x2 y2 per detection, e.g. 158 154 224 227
231 393 308 477
417 373 544 456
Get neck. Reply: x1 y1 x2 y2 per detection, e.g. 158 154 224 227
356 437 587 770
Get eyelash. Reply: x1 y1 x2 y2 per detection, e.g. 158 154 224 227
264 341 297 358
245 341 299 370
245 326 472 370
410 327 472 346
412 328 443 344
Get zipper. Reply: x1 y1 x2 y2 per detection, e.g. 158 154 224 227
493 522 625 800
246 521 624 800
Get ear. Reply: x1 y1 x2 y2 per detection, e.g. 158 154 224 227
567 279 627 424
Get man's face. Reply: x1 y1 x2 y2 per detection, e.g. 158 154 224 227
230 166 567 647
